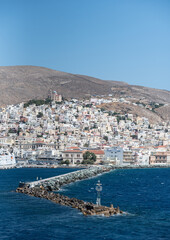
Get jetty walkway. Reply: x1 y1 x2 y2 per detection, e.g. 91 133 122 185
19 164 169 191
17 165 125 216
20 165 114 191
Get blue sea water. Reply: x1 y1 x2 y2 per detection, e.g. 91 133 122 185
0 168 170 240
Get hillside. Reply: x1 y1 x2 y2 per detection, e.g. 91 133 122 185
97 102 163 124
0 65 170 121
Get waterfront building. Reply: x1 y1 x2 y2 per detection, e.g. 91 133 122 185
62 148 83 164
149 152 170 165
103 147 123 165
123 150 135 165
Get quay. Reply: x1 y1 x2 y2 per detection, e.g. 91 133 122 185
17 165 124 216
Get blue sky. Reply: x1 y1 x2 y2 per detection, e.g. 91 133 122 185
0 0 170 90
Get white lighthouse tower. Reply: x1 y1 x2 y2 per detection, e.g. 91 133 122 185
96 180 102 206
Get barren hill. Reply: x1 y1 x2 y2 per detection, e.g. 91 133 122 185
0 65 170 121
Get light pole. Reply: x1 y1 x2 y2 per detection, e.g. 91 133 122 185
96 180 102 206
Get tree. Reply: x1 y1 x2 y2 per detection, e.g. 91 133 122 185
24 98 53 108
60 160 69 165
100 107 105 112
37 112 43 118
131 134 138 139
8 128 17 134
84 143 89 148
37 134 43 138
103 136 108 142
65 160 70 166
17 127 22 136
44 98 52 105
117 115 121 123
85 104 92 108
82 151 96 164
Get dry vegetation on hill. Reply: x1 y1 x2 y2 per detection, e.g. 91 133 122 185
97 102 164 123
0 65 169 121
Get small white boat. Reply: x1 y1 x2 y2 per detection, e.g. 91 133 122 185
0 149 16 169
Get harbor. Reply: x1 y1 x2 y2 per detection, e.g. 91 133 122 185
16 165 123 216
1 162 170 239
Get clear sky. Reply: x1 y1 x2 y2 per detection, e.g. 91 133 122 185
0 0 170 90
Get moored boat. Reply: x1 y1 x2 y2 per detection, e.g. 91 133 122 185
0 149 16 169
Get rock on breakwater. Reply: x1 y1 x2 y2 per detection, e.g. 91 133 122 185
16 165 124 216
22 165 114 191
16 186 123 217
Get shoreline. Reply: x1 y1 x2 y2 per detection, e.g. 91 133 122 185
1 164 170 171
17 164 170 169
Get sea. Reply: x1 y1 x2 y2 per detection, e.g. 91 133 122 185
0 167 170 240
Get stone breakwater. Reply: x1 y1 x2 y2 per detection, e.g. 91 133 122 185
21 165 114 191
17 165 124 216
16 186 123 217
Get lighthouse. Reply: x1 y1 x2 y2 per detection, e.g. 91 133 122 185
96 180 102 206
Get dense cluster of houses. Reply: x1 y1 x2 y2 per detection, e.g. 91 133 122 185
0 92 169 166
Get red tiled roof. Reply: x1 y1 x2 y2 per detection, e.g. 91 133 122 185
83 150 104 155
155 151 170 155
68 146 80 150
63 150 82 153
154 145 167 148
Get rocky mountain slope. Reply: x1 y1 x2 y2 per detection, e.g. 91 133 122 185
97 102 163 123
0 65 169 121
